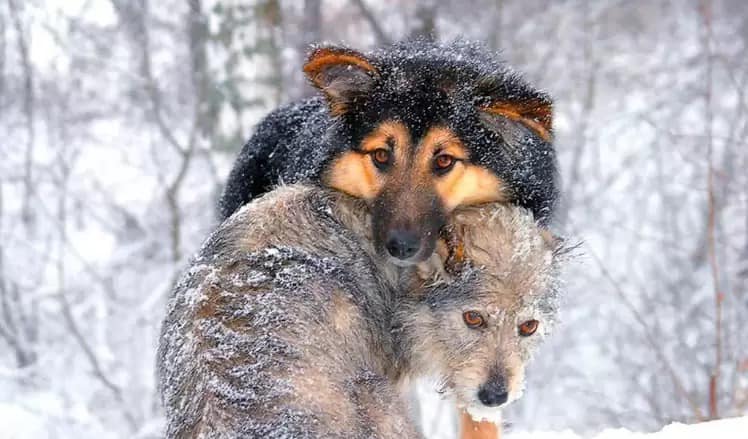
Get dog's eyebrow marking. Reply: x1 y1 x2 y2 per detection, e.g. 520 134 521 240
432 141 448 153
360 120 410 153
420 126 470 161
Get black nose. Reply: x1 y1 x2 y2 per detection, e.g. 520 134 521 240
477 384 508 407
385 230 420 259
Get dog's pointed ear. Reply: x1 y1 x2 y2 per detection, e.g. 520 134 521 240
303 46 379 116
479 96 553 142
540 229 562 252
541 228 575 259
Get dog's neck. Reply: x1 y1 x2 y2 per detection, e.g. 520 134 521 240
329 189 463 387
328 190 408 286
385 264 454 390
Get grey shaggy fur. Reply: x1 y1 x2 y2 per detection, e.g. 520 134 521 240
158 185 563 438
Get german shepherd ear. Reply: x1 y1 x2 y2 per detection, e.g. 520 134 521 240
479 97 553 142
303 46 379 116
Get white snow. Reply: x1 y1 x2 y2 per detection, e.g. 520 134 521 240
2 395 744 439
507 416 748 439
0 402 45 439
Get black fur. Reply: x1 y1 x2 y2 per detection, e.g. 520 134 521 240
219 39 558 223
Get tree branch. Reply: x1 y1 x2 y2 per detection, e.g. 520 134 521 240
6 0 35 229
351 0 391 45
570 226 706 421
700 0 722 420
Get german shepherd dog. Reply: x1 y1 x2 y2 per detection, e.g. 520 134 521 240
159 185 564 438
219 40 558 265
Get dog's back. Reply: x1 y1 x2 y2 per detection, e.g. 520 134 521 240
160 185 565 438
158 186 419 438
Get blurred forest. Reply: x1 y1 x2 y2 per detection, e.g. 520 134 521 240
1 0 747 437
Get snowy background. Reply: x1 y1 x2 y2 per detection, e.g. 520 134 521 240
1 0 747 438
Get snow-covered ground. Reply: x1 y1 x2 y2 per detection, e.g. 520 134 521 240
413 382 748 439
3 394 745 439
508 416 748 439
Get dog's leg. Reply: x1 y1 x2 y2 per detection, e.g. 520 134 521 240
458 409 499 439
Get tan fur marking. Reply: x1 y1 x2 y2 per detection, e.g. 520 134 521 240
324 121 410 200
435 163 507 210
303 48 378 89
418 126 507 211
328 123 507 221
482 101 553 141
303 48 379 116
459 410 500 439
360 121 410 155
419 126 470 161
324 152 381 199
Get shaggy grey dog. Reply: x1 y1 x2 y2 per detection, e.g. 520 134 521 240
158 185 563 438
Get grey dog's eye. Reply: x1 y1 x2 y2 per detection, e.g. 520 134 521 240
518 319 539 336
462 311 485 329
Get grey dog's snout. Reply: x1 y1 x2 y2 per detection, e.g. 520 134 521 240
477 376 508 407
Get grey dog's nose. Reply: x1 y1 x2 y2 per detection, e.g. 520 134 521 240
385 229 420 259
477 379 508 407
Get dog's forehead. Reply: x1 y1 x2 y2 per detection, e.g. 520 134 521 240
478 263 560 321
369 82 455 135
373 40 503 87
481 285 552 317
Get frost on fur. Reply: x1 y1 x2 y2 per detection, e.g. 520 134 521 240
158 185 565 437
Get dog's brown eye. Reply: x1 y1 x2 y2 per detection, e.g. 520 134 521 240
518 319 539 337
371 149 391 168
433 154 456 173
463 311 484 329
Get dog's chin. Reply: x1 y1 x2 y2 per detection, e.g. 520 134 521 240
464 403 504 424
381 249 430 267
387 256 420 267
462 388 523 423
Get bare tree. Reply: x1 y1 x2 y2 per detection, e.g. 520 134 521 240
1 1 746 437
6 0 35 230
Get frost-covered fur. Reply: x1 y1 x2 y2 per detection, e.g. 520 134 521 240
398 206 563 422
158 185 562 438
159 186 415 439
